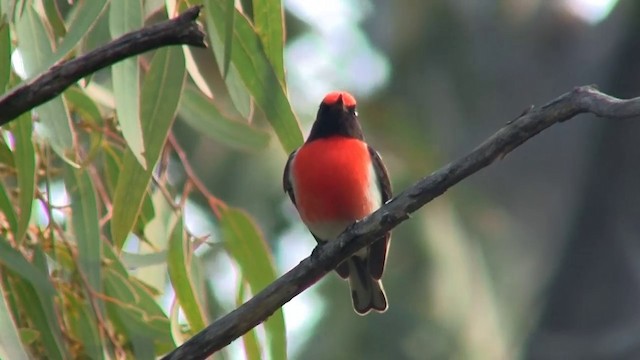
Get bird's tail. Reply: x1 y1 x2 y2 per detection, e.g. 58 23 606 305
347 257 388 315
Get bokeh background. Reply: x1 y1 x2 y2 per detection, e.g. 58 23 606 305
178 0 640 358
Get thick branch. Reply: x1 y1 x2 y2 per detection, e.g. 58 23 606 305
161 86 640 360
0 6 206 125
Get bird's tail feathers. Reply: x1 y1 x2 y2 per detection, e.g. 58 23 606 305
347 257 388 315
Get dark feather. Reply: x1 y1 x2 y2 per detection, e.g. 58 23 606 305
367 146 392 280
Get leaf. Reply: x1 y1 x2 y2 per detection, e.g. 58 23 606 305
121 250 167 268
220 208 286 360
61 288 102 360
0 180 17 235
64 165 102 293
111 47 185 248
237 284 262 360
51 0 108 64
64 86 104 164
0 241 67 359
205 0 302 153
178 86 270 151
252 0 285 84
203 1 252 119
222 0 235 78
42 0 65 39
110 0 145 168
0 281 30 360
15 3 75 162
168 216 206 333
11 113 35 243
0 15 9 92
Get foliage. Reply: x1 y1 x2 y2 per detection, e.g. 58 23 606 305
0 0 298 358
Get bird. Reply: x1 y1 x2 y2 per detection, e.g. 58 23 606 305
283 91 392 315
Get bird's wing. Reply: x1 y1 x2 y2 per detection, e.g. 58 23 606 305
367 146 392 280
283 149 298 206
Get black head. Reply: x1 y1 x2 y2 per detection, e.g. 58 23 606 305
306 91 364 142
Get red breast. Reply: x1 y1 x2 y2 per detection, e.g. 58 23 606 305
291 136 377 225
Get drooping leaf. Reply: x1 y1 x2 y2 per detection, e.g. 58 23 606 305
0 180 17 236
237 284 262 360
0 15 10 92
168 216 206 334
205 0 302 153
222 0 235 78
220 208 286 360
110 0 145 168
111 46 185 248
41 0 65 39
0 280 30 360
64 165 102 293
60 288 102 360
178 86 270 151
64 86 104 164
15 4 75 163
51 0 108 63
0 241 67 359
252 0 285 84
204 1 253 119
11 113 35 244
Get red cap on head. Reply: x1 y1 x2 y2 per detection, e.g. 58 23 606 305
322 91 357 107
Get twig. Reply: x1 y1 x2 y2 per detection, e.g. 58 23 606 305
161 85 640 360
0 6 207 125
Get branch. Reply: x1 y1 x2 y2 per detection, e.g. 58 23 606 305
0 6 206 125
161 86 640 360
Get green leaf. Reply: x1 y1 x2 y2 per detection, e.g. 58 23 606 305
64 86 104 163
237 284 262 360
0 180 17 235
18 328 39 345
121 250 167 268
111 47 185 248
205 0 302 153
42 0 65 39
0 16 9 92
252 0 285 84
0 281 30 360
168 216 206 333
102 245 174 356
110 0 145 168
222 0 235 78
15 4 75 162
204 2 252 119
64 165 102 292
220 208 286 360
178 86 270 151
61 288 102 360
11 113 35 243
52 0 108 63
0 241 67 359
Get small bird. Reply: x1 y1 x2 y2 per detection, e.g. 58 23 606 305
283 91 392 315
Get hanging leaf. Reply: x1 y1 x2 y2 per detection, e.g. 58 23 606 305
110 0 145 168
205 0 302 153
111 46 185 248
178 86 270 151
220 208 286 360
167 216 206 333
252 0 285 85
15 3 75 163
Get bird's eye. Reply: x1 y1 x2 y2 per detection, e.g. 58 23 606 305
350 109 358 117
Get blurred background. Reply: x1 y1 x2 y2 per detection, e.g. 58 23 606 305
178 0 640 358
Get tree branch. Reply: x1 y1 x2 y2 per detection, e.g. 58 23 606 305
0 5 206 125
161 85 640 360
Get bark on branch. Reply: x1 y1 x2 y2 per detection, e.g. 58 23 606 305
0 6 206 125
161 85 640 360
